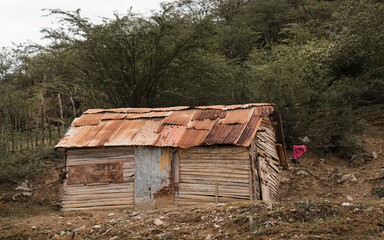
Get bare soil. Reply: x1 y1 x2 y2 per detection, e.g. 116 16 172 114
0 125 383 239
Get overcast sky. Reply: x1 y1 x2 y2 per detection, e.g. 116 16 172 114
0 0 167 48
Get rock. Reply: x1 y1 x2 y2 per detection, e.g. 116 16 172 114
296 170 308 176
154 219 164 226
300 136 311 144
206 234 213 240
22 191 32 196
342 202 353 206
338 173 357 183
15 181 31 192
74 225 86 232
346 195 354 201
157 233 168 239
108 213 115 217
67 222 72 226
93 225 102 229
280 177 291 184
372 151 378 160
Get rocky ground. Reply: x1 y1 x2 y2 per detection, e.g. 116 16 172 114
0 125 383 239
1 200 384 239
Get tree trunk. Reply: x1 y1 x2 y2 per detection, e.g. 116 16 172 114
70 96 76 118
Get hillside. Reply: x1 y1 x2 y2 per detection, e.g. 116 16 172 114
0 124 383 239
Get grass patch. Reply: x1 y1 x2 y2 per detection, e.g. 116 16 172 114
372 188 384 198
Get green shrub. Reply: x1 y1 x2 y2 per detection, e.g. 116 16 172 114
371 188 384 198
0 145 64 183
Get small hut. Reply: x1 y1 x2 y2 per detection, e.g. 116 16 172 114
56 104 287 211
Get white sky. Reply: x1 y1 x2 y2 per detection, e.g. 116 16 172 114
0 0 167 48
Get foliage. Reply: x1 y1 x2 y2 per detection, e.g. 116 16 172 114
0 144 64 183
0 0 383 179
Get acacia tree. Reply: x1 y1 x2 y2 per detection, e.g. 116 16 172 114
42 6 232 108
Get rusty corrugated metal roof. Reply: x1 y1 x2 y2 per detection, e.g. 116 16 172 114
236 114 262 146
187 119 217 130
203 123 246 145
56 103 276 149
192 110 227 121
177 129 210 149
220 108 254 124
162 110 196 125
155 125 186 147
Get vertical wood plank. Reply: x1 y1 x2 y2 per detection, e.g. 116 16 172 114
215 181 218 203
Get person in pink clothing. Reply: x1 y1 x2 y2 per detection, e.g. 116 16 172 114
291 145 307 164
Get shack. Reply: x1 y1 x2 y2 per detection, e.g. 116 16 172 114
56 104 287 211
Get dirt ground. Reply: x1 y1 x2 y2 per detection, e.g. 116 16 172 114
0 125 383 239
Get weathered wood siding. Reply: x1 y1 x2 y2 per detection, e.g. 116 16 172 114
62 147 134 211
176 146 251 206
256 117 280 201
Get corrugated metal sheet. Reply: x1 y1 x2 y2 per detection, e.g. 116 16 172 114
162 110 196 125
203 123 246 145
126 108 152 113
83 109 105 114
56 103 276 149
72 114 105 126
155 125 186 147
105 120 144 146
129 119 163 146
192 110 227 121
220 108 254 124
177 129 210 149
195 105 226 110
125 111 170 119
151 106 189 112
101 113 127 120
236 114 262 146
186 119 217 130
103 108 131 113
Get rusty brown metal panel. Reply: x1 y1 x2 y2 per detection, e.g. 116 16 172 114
67 162 123 185
186 119 217 130
195 105 226 110
237 114 262 146
176 129 210 148
152 106 189 112
126 108 152 113
255 106 274 117
162 110 196 125
192 110 227 121
203 123 246 145
125 111 170 119
128 119 163 146
87 120 126 147
83 109 105 114
56 104 277 149
155 125 186 147
220 108 254 124
104 108 131 113
64 126 97 147
72 114 105 127
105 120 144 146
101 113 127 120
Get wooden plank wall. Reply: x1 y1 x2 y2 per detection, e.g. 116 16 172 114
256 117 280 201
176 146 251 206
62 147 135 211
